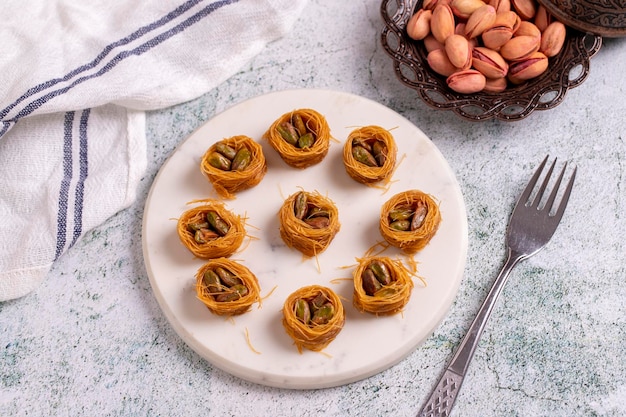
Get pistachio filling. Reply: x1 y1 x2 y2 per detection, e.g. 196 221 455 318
292 192 330 229
276 113 317 149
207 140 251 171
187 210 231 243
294 292 335 326
361 260 395 296
202 266 249 302
351 137 388 168
388 201 428 232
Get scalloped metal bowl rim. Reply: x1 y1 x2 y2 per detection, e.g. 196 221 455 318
380 0 603 121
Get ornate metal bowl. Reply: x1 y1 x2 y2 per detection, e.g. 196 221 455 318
380 0 603 121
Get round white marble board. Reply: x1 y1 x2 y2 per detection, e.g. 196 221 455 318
142 89 468 389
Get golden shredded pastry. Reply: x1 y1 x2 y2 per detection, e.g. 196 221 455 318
264 108 331 169
244 327 261 354
177 201 245 259
195 258 261 316
379 190 441 254
352 256 414 315
278 190 341 257
282 285 345 353
200 135 267 199
342 125 397 184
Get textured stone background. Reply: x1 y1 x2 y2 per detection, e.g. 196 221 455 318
2 1 625 416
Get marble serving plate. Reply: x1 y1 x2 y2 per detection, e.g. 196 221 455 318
142 89 468 389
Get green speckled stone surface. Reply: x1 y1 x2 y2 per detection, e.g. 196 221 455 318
2 1 625 416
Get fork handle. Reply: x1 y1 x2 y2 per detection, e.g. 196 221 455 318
417 248 524 417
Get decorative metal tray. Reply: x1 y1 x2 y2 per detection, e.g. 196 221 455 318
539 0 626 37
380 0 603 121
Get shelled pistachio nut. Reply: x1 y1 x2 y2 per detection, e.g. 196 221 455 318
276 117 317 149
352 145 378 167
295 298 311 324
294 192 308 219
215 142 237 160
310 303 335 325
294 292 335 326
206 210 230 236
215 284 248 302
292 191 331 229
208 140 252 172
230 148 251 171
369 260 392 286
361 268 383 296
202 266 249 302
215 266 243 287
207 152 231 171
277 122 299 146
203 269 222 293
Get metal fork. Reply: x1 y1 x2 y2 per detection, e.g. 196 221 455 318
417 156 577 417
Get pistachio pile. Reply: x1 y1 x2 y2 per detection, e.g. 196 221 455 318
276 113 316 149
202 266 249 302
361 260 394 296
207 140 251 171
351 137 388 168
293 191 330 229
407 0 567 93
388 200 428 232
294 291 336 325
187 210 231 243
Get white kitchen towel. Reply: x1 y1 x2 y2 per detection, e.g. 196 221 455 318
0 0 307 301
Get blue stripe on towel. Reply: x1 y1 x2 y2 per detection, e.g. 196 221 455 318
0 121 12 137
70 109 90 248
0 0 238 133
0 0 204 121
55 112 75 260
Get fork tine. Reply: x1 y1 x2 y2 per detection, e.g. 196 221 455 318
519 155 549 205
553 166 577 219
544 161 567 213
533 158 557 208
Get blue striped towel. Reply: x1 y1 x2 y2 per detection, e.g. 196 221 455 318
0 0 307 301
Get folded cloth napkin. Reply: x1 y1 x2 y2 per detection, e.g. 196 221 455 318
0 0 307 301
